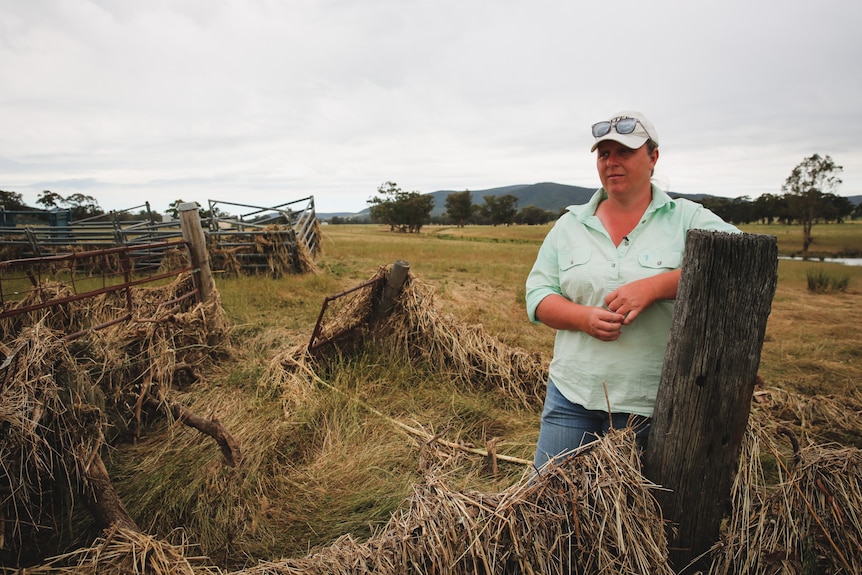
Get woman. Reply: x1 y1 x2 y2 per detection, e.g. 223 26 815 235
526 111 738 469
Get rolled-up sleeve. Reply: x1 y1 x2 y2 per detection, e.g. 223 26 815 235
525 226 563 323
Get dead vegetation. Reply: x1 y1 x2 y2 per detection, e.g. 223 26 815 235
709 416 862 574
0 272 230 567
208 225 319 278
1 261 861 574
235 429 672 575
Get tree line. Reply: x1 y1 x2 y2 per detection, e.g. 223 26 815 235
0 191 233 223
0 190 158 222
0 190 107 220
357 182 558 231
352 154 859 253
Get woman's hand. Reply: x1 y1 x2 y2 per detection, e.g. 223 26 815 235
605 269 682 324
534 295 625 341
583 306 625 341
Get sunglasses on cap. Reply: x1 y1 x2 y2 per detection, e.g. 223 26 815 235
591 117 643 138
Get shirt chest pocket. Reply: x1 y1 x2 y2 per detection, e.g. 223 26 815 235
557 247 594 301
637 250 682 270
558 247 592 271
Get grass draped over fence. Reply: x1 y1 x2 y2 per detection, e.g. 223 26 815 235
0 272 230 566
208 224 320 278
709 417 862 574
384 271 547 410
258 264 862 574
268 265 548 417
6 526 222 575
0 322 105 562
12 430 673 575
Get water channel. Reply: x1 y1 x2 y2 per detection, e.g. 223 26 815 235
780 256 862 266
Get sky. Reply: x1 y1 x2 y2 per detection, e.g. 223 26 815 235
2 0 861 216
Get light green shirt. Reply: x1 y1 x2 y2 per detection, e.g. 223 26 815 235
526 185 739 416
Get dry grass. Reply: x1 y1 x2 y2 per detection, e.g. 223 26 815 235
13 525 221 575
4 222 862 574
711 414 862 574
0 273 230 566
208 225 319 278
235 429 672 575
0 322 103 561
759 272 862 406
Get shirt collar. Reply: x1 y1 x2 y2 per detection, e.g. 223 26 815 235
566 184 673 222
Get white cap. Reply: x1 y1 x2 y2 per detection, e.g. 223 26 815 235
590 110 659 152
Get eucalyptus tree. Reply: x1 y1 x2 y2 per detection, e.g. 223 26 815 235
444 190 474 228
368 181 434 233
782 154 843 253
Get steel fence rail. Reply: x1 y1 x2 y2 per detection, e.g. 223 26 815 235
0 196 320 275
0 239 196 341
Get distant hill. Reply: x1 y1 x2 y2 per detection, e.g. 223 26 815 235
317 184 862 220
318 182 596 219
426 182 596 217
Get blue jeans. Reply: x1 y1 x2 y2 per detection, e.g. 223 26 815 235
533 379 651 470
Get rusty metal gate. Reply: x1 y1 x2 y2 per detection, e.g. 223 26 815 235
0 240 195 341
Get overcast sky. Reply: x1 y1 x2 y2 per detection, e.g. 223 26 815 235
2 0 861 215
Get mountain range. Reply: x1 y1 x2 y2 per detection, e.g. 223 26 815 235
318 182 862 219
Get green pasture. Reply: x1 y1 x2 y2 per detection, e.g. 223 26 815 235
740 220 862 257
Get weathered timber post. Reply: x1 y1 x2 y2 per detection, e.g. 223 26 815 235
178 202 215 303
377 260 410 316
643 230 777 572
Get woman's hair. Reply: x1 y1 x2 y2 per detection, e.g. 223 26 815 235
645 139 659 177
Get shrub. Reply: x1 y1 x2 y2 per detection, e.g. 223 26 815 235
806 268 850 293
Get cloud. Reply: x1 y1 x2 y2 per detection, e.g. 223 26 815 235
1 0 861 215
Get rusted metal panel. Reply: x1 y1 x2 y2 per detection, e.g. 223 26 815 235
0 240 194 338
308 276 385 351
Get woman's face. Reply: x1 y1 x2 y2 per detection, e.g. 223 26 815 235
596 140 658 198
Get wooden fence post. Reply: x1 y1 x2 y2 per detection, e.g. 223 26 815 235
642 230 777 571
377 260 410 316
178 202 215 303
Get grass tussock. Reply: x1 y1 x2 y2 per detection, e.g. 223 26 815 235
806 268 850 293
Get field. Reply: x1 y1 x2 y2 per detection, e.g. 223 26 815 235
132 220 857 567
7 220 853 571
249 221 862 398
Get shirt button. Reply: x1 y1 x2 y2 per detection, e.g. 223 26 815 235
657 261 662 265
611 263 616 268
